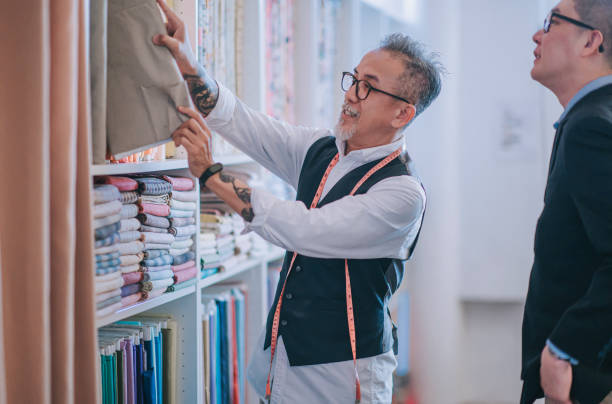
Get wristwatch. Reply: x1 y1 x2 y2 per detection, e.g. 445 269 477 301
199 162 223 188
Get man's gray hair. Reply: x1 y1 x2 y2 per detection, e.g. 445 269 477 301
379 33 443 118
574 0 612 65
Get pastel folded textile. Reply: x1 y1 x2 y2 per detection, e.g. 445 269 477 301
140 277 174 292
135 177 172 195
162 175 194 191
169 217 195 227
169 248 190 256
170 238 193 250
140 194 170 204
96 270 123 284
119 230 141 243
96 265 121 276
173 265 197 284
94 232 120 248
171 260 195 272
174 235 192 242
141 232 175 244
144 243 172 251
170 189 198 202
199 232 216 243
119 254 143 267
169 224 197 237
96 301 122 317
95 222 121 240
139 202 170 217
121 292 142 307
95 288 121 303
96 295 122 310
117 241 144 255
142 269 174 281
141 287 166 300
120 204 139 219
142 249 168 259
93 184 120 203
140 264 171 273
120 191 139 204
93 200 122 218
139 224 168 234
172 251 195 266
94 243 119 255
142 254 173 267
119 218 140 232
96 258 121 270
120 264 140 274
137 213 170 229
94 272 123 294
168 209 194 218
99 176 138 191
93 214 121 230
96 251 120 263
121 283 140 297
122 271 143 285
169 199 196 211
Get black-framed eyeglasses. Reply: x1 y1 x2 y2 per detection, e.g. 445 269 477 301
543 11 604 52
341 71 412 104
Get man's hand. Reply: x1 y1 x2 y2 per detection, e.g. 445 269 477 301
172 106 214 178
540 346 573 404
152 0 198 76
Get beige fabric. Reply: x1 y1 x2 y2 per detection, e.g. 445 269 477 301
601 391 612 404
90 0 108 163
107 0 192 158
0 0 99 403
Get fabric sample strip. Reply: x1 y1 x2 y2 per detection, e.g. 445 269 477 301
94 184 120 203
137 213 170 229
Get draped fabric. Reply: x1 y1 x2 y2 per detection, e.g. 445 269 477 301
0 0 100 402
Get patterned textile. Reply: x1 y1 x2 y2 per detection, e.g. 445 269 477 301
120 204 138 219
120 283 140 297
119 218 140 232
141 287 166 300
96 295 122 310
172 251 195 266
173 265 197 284
174 235 192 242
169 248 190 256
95 288 121 304
117 241 144 255
139 202 170 217
169 199 196 211
170 238 193 250
99 176 138 191
95 251 121 263
140 232 174 244
96 301 122 317
120 253 143 266
141 254 173 267
140 194 170 204
169 217 195 227
140 277 174 292
93 200 122 218
142 269 174 281
95 221 121 240
171 260 196 272
170 189 198 202
94 232 120 248
143 242 172 251
139 224 168 234
118 230 141 243
140 264 172 273
135 177 172 195
121 292 142 306
168 208 194 218
137 213 170 229
93 184 120 203
120 191 139 204
94 243 119 255
93 214 121 230
94 272 123 294
96 258 121 270
122 271 143 285
142 249 168 259
169 224 197 237
95 264 122 276
120 264 140 274
162 175 194 191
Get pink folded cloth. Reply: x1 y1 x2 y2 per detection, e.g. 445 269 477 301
171 260 196 272
142 287 166 300
139 202 170 217
122 271 143 285
173 265 197 284
162 175 194 191
121 292 142 307
99 176 138 192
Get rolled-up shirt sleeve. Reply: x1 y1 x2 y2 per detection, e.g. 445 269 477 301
246 175 426 259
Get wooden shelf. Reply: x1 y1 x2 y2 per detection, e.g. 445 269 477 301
91 159 189 176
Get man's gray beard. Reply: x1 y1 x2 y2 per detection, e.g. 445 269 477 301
334 120 356 142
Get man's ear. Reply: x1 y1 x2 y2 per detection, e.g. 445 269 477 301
391 104 417 129
584 30 605 55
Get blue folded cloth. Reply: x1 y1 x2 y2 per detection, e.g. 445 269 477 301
141 254 173 267
95 232 120 248
95 222 121 240
135 177 172 196
172 251 195 266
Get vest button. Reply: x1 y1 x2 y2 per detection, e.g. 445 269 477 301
295 266 302 272
281 320 288 326
286 293 293 299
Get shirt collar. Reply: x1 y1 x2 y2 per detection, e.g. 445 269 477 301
335 133 405 164
554 75 612 129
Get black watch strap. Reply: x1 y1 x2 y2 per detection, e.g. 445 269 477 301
199 162 223 187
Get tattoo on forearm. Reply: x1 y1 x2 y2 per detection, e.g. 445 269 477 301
183 67 219 117
219 172 254 222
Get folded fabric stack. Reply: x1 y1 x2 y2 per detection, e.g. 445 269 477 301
98 176 145 307
250 233 273 257
165 176 198 288
93 184 124 317
200 210 237 278
232 211 252 257
135 177 175 300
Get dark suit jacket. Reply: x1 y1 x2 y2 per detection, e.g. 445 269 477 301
521 84 612 404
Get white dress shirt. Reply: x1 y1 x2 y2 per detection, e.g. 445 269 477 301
205 84 426 403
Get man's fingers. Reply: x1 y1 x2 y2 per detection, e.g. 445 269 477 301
153 34 180 54
178 106 210 134
156 0 181 25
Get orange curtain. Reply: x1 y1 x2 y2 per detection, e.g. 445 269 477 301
0 0 100 403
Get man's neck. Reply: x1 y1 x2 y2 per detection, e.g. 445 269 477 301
554 70 612 108
345 133 397 155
